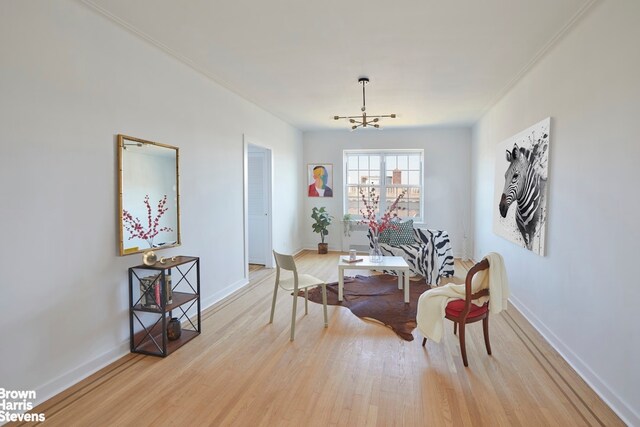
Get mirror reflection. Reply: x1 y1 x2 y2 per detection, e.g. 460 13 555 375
118 134 180 255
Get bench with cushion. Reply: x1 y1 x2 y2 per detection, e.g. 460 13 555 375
368 219 455 285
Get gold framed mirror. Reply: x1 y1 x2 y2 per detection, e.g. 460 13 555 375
117 134 181 256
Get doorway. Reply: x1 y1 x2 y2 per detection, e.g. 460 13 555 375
244 139 273 279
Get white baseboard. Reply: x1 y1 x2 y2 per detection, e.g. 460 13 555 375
302 245 345 253
303 245 467 259
303 245 469 259
199 278 249 311
33 277 252 412
35 340 130 408
508 294 639 427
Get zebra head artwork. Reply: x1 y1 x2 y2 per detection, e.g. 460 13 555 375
494 118 550 255
499 142 547 251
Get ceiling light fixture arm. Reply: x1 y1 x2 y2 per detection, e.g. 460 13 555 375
333 77 396 130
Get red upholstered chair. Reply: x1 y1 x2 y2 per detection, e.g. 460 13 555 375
422 259 491 366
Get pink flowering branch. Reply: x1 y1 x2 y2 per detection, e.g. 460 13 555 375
123 194 173 248
357 187 407 237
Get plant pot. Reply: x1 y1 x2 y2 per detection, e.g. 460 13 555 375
318 243 328 254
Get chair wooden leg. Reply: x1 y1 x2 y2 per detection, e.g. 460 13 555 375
269 282 279 324
422 337 427 346
453 322 457 335
483 317 492 355
290 290 298 341
321 284 328 327
304 288 309 315
459 322 468 367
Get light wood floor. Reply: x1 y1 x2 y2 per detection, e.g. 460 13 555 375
249 263 265 273
23 252 622 426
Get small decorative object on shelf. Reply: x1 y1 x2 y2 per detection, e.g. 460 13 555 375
341 257 363 263
167 317 182 341
358 187 406 263
142 250 158 266
128 256 200 357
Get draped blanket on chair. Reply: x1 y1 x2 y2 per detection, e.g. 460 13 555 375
415 252 509 343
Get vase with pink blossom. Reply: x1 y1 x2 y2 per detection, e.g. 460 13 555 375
358 187 406 263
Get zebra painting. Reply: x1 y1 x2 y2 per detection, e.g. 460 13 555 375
494 118 550 255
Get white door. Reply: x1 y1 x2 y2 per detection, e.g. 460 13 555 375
248 149 269 264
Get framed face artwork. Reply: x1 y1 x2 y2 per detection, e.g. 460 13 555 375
307 164 333 197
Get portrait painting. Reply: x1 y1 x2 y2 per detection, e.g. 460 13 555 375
308 164 333 197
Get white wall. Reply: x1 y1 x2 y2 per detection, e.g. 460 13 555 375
471 1 640 424
0 0 303 403
303 128 472 257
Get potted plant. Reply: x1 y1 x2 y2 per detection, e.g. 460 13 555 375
311 207 333 254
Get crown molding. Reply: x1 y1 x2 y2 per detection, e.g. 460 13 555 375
79 0 599 132
78 0 297 129
476 0 600 123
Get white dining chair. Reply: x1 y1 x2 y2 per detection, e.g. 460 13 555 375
270 250 328 341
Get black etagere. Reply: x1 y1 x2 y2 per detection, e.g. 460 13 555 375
128 256 201 357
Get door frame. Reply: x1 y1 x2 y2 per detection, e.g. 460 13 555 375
243 135 274 280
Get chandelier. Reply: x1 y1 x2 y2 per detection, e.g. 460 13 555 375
333 77 396 130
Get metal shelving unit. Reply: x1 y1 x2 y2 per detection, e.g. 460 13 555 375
128 256 201 357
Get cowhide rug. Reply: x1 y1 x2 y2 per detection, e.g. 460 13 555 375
299 274 441 341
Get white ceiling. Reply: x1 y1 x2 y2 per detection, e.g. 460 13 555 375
85 0 593 131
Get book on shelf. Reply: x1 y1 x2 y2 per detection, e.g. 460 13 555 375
154 281 161 307
139 273 173 309
139 276 159 309
341 257 364 263
164 273 173 305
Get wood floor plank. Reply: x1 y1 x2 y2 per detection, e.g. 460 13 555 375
18 251 624 427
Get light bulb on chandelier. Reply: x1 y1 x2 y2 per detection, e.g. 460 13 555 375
333 77 397 130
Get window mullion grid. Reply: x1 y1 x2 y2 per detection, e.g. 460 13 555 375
379 154 386 217
344 156 349 218
343 150 423 220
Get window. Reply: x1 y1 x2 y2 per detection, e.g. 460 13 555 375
344 150 423 221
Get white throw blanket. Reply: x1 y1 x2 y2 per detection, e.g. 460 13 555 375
416 252 509 343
